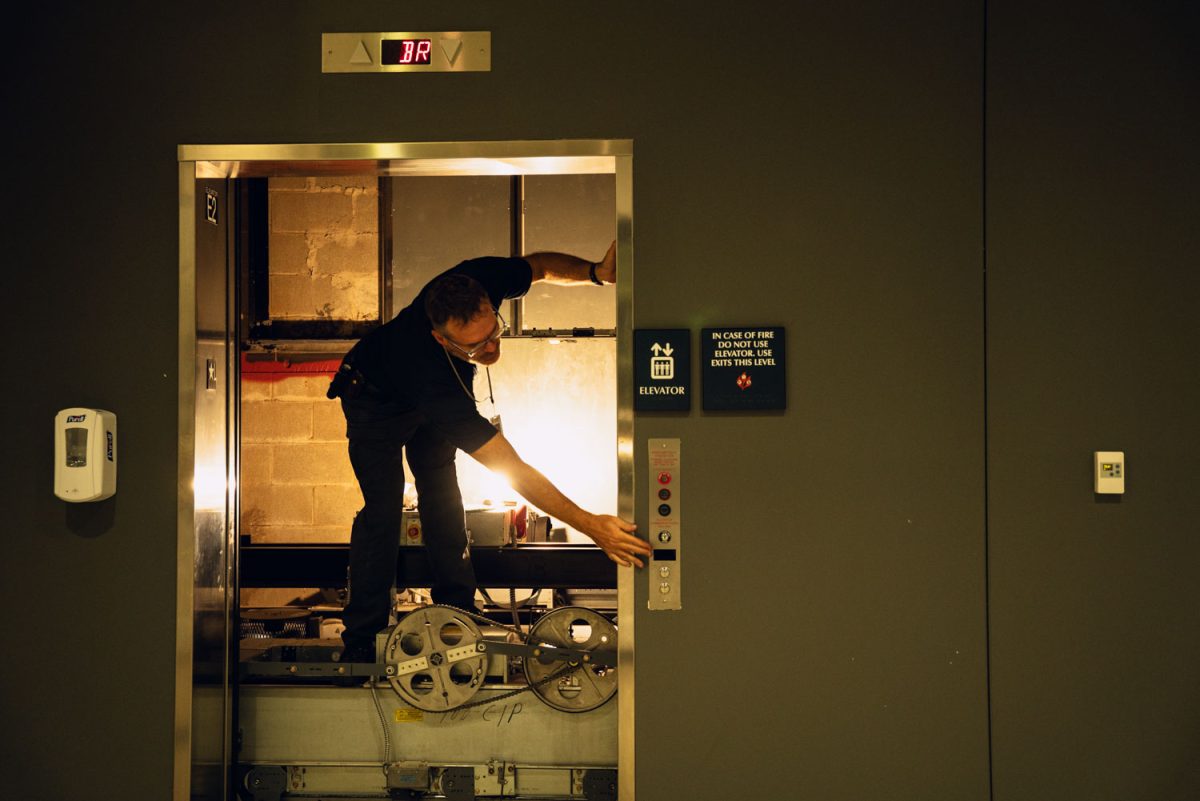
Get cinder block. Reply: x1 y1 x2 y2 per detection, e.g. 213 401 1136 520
241 377 273 401
269 231 311 274
271 191 353 234
328 272 379 320
312 232 377 276
242 401 312 442
313 400 347 441
272 376 336 401
271 442 355 485
353 192 379 234
241 484 313 527
269 177 310 191
315 484 364 526
240 443 272 487
269 273 336 319
312 175 377 192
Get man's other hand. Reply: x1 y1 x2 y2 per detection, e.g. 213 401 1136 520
595 240 617 285
585 514 651 568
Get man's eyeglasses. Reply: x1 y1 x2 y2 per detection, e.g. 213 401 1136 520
443 310 508 359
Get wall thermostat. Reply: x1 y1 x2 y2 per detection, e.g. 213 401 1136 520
1094 451 1124 494
54 408 117 502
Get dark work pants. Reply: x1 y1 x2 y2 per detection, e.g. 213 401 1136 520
341 417 477 651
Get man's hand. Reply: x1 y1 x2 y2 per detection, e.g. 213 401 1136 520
594 240 617 285
583 513 651 568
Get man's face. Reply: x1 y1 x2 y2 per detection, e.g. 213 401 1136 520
434 302 505 366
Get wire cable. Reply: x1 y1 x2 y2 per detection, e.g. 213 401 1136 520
369 677 393 775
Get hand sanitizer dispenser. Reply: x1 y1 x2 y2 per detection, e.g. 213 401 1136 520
54 408 117 502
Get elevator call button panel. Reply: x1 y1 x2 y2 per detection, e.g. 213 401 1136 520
322 32 491 73
648 438 682 610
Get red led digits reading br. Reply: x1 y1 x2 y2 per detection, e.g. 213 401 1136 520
382 39 433 66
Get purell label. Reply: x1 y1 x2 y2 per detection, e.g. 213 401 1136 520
107 431 114 461
67 414 87 423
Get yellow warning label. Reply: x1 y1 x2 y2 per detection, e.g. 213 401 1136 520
394 708 424 723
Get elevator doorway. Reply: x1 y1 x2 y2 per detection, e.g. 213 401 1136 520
177 141 635 801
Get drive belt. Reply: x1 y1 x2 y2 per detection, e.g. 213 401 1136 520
384 599 609 714
402 603 581 712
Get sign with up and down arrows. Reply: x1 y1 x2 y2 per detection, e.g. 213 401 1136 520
633 329 690 411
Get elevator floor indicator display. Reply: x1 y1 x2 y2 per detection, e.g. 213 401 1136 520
323 32 491 73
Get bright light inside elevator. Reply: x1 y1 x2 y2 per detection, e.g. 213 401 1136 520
450 337 617 539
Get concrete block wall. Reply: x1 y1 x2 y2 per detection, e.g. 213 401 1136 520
241 373 360 543
241 174 381 542
268 175 379 320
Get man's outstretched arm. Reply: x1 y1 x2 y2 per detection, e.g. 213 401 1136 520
468 430 650 567
524 240 616 285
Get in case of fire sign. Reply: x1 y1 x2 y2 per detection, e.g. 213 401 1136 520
701 327 786 410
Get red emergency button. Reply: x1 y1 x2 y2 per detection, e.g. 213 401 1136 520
406 526 421 540
657 471 672 485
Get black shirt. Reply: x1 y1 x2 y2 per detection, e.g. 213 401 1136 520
342 256 532 451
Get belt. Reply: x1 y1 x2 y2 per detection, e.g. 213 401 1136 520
326 362 385 401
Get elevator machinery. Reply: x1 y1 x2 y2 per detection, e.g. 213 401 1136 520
179 141 636 801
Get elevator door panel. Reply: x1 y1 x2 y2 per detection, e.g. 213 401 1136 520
192 177 235 800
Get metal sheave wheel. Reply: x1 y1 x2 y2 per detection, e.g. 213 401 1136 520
524 606 618 713
384 605 487 711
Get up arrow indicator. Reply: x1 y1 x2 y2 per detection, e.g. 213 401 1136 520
350 40 373 65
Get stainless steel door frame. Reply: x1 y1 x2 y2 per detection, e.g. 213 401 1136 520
177 140 635 801
178 173 239 800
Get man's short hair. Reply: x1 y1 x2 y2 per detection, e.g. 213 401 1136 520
424 274 490 329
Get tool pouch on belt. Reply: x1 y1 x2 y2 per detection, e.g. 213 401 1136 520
327 362 366 400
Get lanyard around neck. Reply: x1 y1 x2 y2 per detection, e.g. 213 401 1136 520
443 346 495 405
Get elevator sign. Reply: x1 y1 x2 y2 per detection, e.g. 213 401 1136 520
702 327 786 410
634 329 690 411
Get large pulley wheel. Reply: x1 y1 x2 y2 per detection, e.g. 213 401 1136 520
524 606 618 713
384 605 487 711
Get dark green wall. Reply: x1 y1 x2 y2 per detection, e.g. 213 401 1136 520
987 1 1200 799
3 2 1194 800
629 3 989 798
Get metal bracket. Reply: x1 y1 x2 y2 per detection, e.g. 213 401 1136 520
386 761 431 791
436 765 475 801
240 644 388 679
476 639 618 668
583 769 618 801
242 637 617 682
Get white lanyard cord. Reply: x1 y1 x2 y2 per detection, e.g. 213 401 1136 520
443 346 495 405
